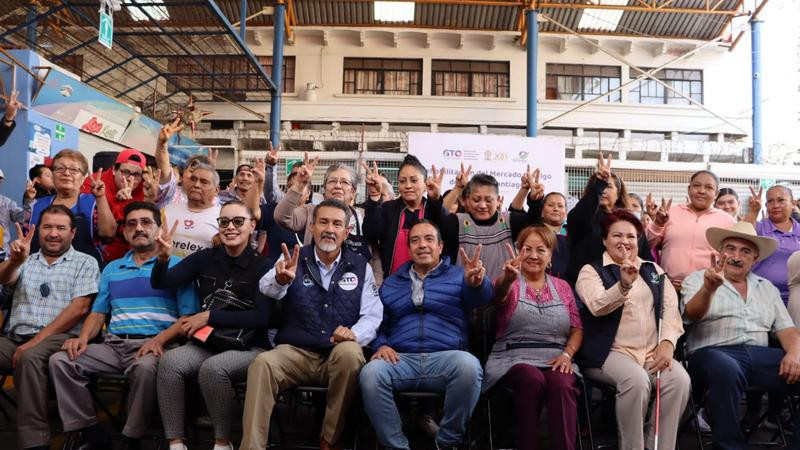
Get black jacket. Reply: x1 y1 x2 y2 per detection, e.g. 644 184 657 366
0 119 15 147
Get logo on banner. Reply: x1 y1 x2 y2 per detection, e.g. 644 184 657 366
484 150 508 161
514 151 529 161
338 273 359 291
443 149 462 159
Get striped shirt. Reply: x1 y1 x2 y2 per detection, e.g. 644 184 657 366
8 247 100 337
93 252 198 336
681 269 795 355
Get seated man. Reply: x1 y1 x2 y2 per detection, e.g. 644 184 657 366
682 221 800 450
49 201 197 450
359 219 493 450
0 205 100 450
241 199 383 450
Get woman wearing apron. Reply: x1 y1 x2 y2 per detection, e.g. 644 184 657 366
485 225 583 450
28 149 116 267
363 154 445 276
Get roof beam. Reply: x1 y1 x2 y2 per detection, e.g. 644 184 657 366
537 2 743 15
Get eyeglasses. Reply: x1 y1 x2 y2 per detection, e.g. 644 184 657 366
39 282 50 298
118 168 143 180
325 178 353 187
216 216 251 228
53 166 83 176
125 218 156 229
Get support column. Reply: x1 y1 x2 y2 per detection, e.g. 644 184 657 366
270 2 286 148
239 0 247 41
750 19 763 164
526 8 538 137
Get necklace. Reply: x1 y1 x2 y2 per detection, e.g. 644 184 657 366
532 287 544 301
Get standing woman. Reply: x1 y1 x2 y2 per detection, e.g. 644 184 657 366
28 149 117 265
152 200 272 450
485 225 583 450
715 188 742 221
362 154 444 276
576 209 689 450
566 153 651 284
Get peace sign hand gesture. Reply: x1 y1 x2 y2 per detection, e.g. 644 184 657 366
158 117 184 148
4 90 21 122
276 243 301 285
455 162 472 190
703 253 726 292
361 161 382 200
498 243 526 288
156 220 178 262
295 152 319 188
645 193 658 220
9 223 35 264
426 165 444 201
749 186 763 215
142 167 161 202
115 175 133 201
654 198 672 227
596 151 612 181
619 249 639 290
460 244 486 287
265 141 281 166
529 168 545 201
24 180 36 202
520 164 532 192
90 169 106 198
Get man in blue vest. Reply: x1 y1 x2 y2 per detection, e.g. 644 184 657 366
359 219 493 450
241 199 383 450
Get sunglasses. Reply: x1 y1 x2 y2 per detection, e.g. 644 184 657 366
216 216 251 228
40 282 50 298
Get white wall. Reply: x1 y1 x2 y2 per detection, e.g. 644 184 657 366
196 26 753 138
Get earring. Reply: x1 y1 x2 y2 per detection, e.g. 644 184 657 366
547 261 552 269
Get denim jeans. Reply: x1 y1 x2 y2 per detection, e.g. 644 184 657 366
359 350 482 450
688 345 800 450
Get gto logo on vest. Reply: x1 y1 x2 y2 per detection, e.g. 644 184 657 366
338 272 359 291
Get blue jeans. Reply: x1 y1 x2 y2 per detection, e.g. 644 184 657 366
688 345 800 450
359 350 482 450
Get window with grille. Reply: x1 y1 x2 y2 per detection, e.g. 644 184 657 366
629 68 703 105
259 56 296 93
431 60 510 97
343 58 422 95
545 64 621 102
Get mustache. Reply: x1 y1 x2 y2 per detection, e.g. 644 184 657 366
320 232 336 240
133 231 148 239
725 258 744 268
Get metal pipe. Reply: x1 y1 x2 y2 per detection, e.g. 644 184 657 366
270 2 286 146
26 5 38 47
526 8 537 137
240 0 247 41
751 19 762 164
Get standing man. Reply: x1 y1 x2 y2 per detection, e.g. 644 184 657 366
359 220 493 450
49 202 197 450
0 169 25 255
162 162 221 258
29 164 55 199
0 205 100 450
241 199 383 450
682 222 800 449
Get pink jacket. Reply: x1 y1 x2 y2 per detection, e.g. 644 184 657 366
646 203 735 284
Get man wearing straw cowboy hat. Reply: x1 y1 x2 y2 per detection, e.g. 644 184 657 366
682 221 800 450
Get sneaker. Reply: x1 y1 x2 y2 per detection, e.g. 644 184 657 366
418 413 440 438
696 407 712 433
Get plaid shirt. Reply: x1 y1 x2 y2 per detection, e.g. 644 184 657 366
7 246 100 337
0 194 24 254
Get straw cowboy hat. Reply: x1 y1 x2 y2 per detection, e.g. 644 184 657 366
706 221 778 262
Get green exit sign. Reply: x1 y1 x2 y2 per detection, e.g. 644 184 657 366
55 124 65 140
98 10 113 49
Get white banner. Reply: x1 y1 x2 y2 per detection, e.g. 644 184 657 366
408 132 566 204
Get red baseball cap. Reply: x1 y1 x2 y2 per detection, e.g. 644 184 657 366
115 148 146 169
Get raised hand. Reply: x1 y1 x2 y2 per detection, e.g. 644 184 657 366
455 162 472 190
654 197 672 227
265 141 281 166
498 243 526 287
253 157 266 186
156 220 178 261
3 90 21 122
749 186 763 216
460 244 486 287
207 148 219 168
596 151 612 181
90 168 106 198
619 249 639 290
426 165 444 201
645 193 658 220
275 243 300 285
529 168 545 201
142 166 161 201
295 152 319 187
158 117 184 148
9 223 34 264
703 253 726 292
520 164 532 192
361 161 382 199
24 180 36 201
115 175 133 201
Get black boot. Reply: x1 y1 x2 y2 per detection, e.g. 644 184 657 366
76 423 106 450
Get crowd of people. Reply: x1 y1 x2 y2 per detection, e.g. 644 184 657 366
1 111 800 450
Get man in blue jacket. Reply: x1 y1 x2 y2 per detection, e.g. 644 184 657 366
360 219 492 450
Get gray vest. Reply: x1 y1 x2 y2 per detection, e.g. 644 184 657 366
456 211 513 282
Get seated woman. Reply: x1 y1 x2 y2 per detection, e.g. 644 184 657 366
576 209 689 450
151 200 272 450
484 225 583 450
